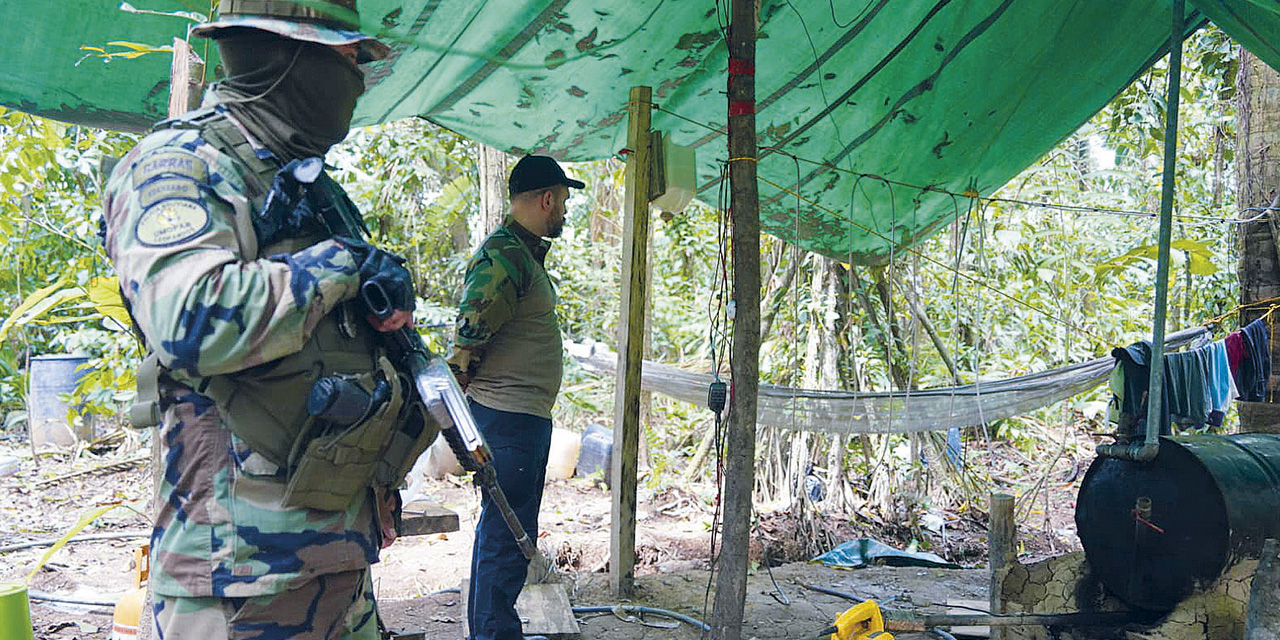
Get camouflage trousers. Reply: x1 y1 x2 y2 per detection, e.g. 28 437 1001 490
152 569 378 640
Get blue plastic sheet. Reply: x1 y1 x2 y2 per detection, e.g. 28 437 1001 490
811 538 961 570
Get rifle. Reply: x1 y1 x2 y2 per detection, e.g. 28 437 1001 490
301 168 552 580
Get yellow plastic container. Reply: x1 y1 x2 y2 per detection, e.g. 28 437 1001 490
0 582 34 640
110 587 146 640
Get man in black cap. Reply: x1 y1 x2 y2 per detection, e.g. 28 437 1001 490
447 155 584 640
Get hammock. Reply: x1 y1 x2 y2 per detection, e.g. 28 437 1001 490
565 327 1208 435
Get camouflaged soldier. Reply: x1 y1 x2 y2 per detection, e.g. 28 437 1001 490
98 2 438 638
447 156 583 640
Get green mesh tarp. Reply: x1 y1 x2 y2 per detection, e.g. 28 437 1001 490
1 1 1277 263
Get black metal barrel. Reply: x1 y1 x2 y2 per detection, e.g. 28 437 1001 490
1075 433 1280 610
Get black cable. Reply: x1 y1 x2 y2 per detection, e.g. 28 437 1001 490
27 589 117 608
571 605 711 632
799 582 868 602
794 625 839 640
0 531 149 554
783 0 846 150
829 0 878 29
702 159 735 638
762 545 791 605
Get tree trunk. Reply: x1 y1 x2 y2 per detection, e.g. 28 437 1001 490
476 144 510 243
1236 49 1280 421
711 0 760 634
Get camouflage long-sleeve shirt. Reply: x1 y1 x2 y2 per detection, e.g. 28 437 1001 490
447 217 563 418
100 109 380 599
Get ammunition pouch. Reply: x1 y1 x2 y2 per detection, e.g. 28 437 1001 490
283 353 407 511
128 352 164 428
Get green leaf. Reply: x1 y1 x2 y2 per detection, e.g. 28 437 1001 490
0 276 77 342
26 503 132 582
86 276 133 330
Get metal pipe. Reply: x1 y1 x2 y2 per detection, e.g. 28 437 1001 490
1099 0 1184 462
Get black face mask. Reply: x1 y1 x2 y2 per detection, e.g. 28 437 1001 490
213 29 365 161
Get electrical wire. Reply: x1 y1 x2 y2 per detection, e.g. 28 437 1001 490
755 172 1103 341
649 103 1266 225
27 589 117 609
799 582 868 602
571 605 711 632
830 0 880 29
0 531 149 554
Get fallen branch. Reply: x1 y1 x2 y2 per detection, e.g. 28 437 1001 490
34 455 148 488
0 531 148 554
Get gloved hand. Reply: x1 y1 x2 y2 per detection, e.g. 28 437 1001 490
334 237 416 331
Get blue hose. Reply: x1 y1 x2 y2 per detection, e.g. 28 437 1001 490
571 605 711 632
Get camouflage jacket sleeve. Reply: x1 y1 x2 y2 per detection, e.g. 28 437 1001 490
101 128 363 378
447 230 531 377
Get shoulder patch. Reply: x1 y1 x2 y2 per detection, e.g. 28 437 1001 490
138 177 201 209
135 200 210 247
132 150 209 187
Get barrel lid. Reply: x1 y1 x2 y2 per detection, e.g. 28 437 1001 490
29 354 89 361
0 582 27 597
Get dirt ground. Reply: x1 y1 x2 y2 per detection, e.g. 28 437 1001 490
0 427 1087 640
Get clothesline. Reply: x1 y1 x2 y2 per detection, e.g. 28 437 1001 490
566 327 1208 435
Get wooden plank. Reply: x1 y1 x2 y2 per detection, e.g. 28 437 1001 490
399 500 460 537
461 580 580 639
515 583 581 638
710 2 760 638
609 85 653 599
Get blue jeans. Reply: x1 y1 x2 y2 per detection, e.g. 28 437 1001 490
466 399 552 640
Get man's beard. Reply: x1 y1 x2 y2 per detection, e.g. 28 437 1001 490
547 206 565 238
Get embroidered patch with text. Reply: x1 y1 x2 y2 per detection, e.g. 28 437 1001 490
135 199 210 247
138 177 201 209
132 150 209 187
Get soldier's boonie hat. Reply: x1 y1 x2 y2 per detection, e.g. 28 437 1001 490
508 155 586 197
191 0 390 63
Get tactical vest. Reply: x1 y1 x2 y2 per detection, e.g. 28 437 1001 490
128 108 437 511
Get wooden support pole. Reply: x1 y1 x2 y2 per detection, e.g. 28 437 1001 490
167 38 204 117
710 0 760 637
989 493 1016 640
1247 538 1280 639
609 85 653 598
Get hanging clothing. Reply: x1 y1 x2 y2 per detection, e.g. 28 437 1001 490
1110 340 1171 438
1239 318 1271 402
1164 348 1209 428
1203 340 1234 427
1225 331 1245 375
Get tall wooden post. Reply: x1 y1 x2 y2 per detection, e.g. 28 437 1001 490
711 0 760 637
610 86 653 598
988 493 1016 640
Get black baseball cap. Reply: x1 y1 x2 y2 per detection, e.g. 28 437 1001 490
508 155 585 197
